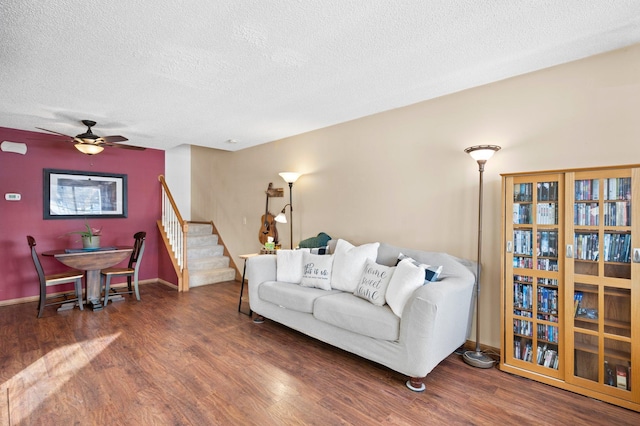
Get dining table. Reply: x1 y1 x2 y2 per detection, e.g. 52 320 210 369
42 246 133 311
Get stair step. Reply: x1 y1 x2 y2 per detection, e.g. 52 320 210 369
188 223 213 235
189 267 236 287
187 234 219 248
188 256 230 271
188 245 224 259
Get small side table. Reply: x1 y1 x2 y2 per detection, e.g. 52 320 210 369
238 253 258 316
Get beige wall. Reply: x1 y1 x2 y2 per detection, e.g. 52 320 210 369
191 44 640 349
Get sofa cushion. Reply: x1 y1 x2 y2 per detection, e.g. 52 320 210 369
259 281 341 313
353 260 395 306
276 250 304 283
300 252 334 290
386 258 425 317
331 239 380 292
314 293 400 341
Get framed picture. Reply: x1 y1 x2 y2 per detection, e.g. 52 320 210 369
43 169 128 219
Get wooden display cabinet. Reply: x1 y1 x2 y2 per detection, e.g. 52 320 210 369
502 173 564 380
501 165 640 412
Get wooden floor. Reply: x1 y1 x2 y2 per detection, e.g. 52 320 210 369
1 282 639 425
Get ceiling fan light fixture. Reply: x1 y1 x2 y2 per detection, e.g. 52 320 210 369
75 143 104 155
37 119 139 152
75 137 101 144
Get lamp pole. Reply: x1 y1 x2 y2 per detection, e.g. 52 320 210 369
278 172 301 249
287 181 293 249
463 145 500 369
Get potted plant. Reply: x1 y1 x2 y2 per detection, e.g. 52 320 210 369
67 221 102 249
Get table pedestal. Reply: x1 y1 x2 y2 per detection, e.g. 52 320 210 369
86 270 103 310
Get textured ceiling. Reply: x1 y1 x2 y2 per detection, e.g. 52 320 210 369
2 1 640 152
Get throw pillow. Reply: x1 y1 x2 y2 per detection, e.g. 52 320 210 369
276 250 305 283
386 258 425 317
298 232 332 249
331 239 380 292
353 260 395 306
397 253 443 282
300 252 334 290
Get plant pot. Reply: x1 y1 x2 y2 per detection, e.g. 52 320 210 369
82 235 100 249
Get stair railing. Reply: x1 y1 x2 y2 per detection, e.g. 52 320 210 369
158 175 189 292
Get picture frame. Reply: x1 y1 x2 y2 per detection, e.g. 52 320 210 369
43 169 128 219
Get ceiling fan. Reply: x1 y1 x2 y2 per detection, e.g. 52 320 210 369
36 119 145 155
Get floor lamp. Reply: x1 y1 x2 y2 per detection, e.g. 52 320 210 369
463 145 501 369
274 172 301 249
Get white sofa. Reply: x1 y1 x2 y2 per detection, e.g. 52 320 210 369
246 242 476 391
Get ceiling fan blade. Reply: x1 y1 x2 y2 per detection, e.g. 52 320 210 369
103 142 146 151
35 127 73 138
102 135 128 143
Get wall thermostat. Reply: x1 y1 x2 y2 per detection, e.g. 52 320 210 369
5 193 21 201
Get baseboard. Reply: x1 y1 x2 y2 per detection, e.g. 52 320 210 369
0 295 40 306
156 278 179 289
0 278 175 307
462 340 501 359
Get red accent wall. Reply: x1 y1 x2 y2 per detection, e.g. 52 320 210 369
0 127 176 302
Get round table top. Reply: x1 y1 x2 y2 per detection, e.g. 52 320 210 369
42 246 133 270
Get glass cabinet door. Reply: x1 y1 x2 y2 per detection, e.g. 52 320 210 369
504 174 563 378
566 170 638 403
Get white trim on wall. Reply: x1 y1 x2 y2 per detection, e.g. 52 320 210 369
165 144 192 220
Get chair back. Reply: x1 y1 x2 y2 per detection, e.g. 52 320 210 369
27 235 47 288
128 231 146 270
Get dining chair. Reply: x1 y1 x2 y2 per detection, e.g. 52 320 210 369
27 235 84 318
101 231 146 306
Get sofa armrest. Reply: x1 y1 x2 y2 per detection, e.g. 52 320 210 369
246 254 277 311
399 276 475 375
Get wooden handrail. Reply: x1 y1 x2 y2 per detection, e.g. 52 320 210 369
158 175 185 224
158 175 189 291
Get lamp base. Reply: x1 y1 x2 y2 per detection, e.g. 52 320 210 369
462 350 495 369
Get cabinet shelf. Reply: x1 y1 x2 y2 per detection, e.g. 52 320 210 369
574 285 631 297
604 261 631 266
574 259 597 264
574 340 631 362
574 316 631 330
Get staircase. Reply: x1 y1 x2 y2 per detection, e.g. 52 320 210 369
187 223 236 287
